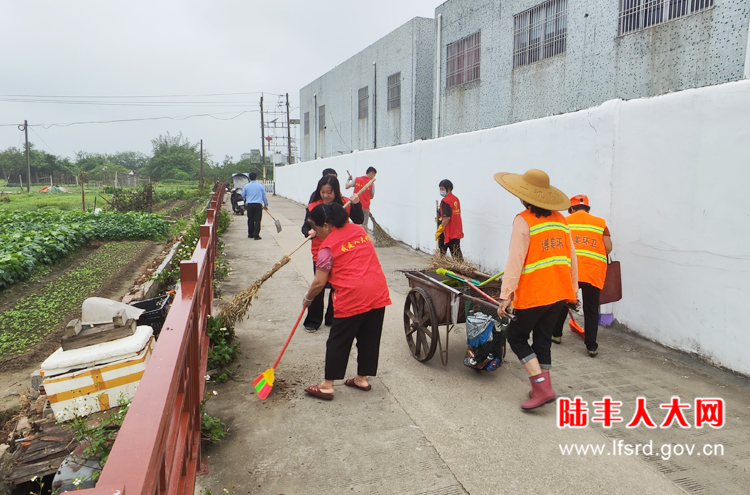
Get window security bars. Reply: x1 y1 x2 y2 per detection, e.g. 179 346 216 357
618 0 714 36
304 112 310 135
446 31 481 88
387 73 401 110
513 0 567 69
319 105 325 131
358 87 369 119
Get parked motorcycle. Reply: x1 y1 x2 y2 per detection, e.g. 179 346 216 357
230 173 250 215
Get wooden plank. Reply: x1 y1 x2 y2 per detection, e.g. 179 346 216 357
61 320 135 350
7 459 61 484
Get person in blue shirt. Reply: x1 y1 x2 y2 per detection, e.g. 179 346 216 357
241 172 268 239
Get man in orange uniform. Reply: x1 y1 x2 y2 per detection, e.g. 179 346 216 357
552 194 613 357
346 167 376 234
436 179 464 260
495 169 578 410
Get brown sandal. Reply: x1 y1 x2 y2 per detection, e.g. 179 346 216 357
304 384 333 400
344 378 371 391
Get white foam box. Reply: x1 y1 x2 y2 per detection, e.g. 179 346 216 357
41 326 155 421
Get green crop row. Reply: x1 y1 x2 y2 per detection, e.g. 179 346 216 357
0 211 169 290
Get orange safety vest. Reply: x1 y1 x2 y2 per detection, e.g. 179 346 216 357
567 210 608 289
440 192 464 243
319 223 391 318
514 209 576 310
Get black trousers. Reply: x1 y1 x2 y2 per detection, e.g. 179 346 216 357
325 307 386 380
506 301 566 369
246 203 263 238
438 235 463 260
303 263 334 329
554 282 600 350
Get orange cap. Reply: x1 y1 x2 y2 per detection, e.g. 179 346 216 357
570 194 589 206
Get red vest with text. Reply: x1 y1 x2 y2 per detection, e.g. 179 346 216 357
514 209 576 309
440 192 464 243
319 223 391 318
567 210 608 289
354 176 373 209
307 198 351 262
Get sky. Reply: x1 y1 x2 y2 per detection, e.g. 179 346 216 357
0 0 440 164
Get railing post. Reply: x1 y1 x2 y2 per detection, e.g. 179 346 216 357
180 261 198 297
200 225 211 249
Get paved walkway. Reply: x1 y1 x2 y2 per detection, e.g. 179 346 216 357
196 195 750 495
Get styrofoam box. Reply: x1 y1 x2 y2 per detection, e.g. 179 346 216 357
41 326 154 421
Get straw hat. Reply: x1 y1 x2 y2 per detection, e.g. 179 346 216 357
494 169 570 211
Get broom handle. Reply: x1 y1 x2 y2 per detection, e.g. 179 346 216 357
286 235 312 257
343 177 375 207
272 307 306 370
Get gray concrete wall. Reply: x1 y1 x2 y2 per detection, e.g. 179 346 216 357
299 17 435 161
435 0 750 137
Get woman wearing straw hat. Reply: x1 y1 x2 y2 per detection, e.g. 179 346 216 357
494 169 579 410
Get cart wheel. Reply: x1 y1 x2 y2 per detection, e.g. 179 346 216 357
403 287 439 362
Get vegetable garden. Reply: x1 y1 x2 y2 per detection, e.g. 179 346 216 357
0 210 169 290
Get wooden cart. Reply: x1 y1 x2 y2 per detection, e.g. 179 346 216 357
402 270 502 366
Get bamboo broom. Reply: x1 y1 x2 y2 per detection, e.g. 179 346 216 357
218 178 376 327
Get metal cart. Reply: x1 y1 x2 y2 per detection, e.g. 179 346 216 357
402 270 502 366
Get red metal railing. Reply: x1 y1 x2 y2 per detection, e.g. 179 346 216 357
78 183 224 495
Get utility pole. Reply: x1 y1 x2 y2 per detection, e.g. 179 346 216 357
200 139 204 189
19 120 30 192
260 95 266 179
286 93 292 165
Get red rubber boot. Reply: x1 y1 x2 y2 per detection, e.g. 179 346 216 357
522 372 556 410
528 370 550 398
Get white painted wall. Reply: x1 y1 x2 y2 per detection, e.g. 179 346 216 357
276 79 750 376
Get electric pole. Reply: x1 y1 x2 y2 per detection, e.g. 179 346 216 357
200 139 204 189
260 95 266 179
18 120 30 192
286 93 292 165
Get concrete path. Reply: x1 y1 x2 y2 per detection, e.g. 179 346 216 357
196 196 750 495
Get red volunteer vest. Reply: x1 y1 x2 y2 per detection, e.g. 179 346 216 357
567 210 608 289
440 192 464 243
514 209 576 309
354 176 373 209
319 223 391 318
307 198 351 262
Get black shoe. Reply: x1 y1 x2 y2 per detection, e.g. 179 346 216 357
588 348 599 357
254 236 262 240
248 234 252 238
304 325 318 333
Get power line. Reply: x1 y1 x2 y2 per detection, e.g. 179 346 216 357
0 91 284 98
29 126 55 154
0 98 261 107
0 110 258 128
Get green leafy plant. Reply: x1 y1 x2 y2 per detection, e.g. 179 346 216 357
200 403 227 442
206 316 239 383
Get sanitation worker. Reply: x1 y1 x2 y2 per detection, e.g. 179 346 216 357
494 169 578 410
436 179 464 260
301 202 391 400
301 175 364 332
345 167 376 234
552 194 613 356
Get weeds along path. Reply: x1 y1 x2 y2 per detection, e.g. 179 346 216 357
0 241 153 370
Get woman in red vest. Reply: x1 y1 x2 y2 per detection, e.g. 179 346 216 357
495 169 579 410
301 202 391 400
436 179 464 260
301 175 364 332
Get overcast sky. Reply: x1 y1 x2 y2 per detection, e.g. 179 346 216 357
0 0 439 164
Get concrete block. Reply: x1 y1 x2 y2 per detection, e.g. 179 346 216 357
30 369 42 399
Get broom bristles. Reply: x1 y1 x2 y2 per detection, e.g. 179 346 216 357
369 213 396 247
219 255 291 326
426 252 486 280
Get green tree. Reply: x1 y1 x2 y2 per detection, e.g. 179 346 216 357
143 133 201 181
107 150 149 170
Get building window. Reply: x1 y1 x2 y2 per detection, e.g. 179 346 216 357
513 0 567 69
304 112 310 135
446 32 481 88
358 87 369 119
618 0 714 36
319 105 325 131
387 73 401 110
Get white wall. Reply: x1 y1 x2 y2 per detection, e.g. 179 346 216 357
276 79 750 376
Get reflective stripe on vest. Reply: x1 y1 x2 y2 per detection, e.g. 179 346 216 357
567 210 608 289
514 209 576 309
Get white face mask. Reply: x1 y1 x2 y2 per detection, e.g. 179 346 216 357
440 191 447 197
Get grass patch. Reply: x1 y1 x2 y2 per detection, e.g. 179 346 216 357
0 241 147 358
